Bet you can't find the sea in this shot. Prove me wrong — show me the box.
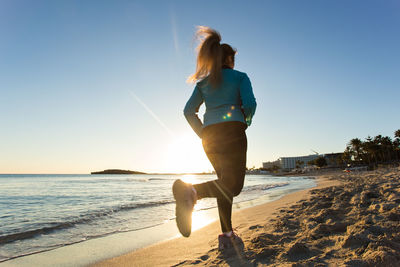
[0,173,315,262]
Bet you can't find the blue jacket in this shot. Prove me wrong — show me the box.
[184,68,257,138]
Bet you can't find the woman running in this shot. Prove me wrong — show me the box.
[172,26,256,251]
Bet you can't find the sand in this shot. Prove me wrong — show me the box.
[93,167,400,267]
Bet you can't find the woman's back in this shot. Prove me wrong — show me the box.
[184,68,256,137]
[199,68,243,109]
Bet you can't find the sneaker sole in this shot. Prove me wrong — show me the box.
[172,179,193,237]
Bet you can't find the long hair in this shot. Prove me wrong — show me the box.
[188,26,236,88]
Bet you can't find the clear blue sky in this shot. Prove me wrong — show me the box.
[1,0,399,173]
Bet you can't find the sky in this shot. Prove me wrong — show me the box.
[1,0,399,174]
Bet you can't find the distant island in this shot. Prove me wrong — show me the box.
[91,169,147,175]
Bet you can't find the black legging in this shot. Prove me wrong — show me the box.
[193,121,247,233]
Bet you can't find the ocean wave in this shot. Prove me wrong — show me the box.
[121,177,167,182]
[0,223,76,244]
[0,199,176,245]
[241,182,289,193]
[118,200,175,211]
[124,177,149,182]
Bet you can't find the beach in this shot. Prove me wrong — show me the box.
[93,167,400,267]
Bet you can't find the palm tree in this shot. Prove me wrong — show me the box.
[295,160,304,169]
[362,136,376,167]
[381,136,393,162]
[394,129,400,161]
[348,138,363,162]
[395,129,400,139]
[342,147,352,166]
[373,135,385,162]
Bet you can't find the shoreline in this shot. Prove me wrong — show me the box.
[92,176,339,267]
[0,176,319,267]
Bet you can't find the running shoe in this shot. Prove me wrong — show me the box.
[218,231,243,251]
[172,179,196,237]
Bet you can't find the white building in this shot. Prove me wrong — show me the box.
[278,154,319,170]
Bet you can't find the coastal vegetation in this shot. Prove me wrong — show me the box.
[343,129,400,168]
[307,156,327,168]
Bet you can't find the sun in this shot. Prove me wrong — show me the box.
[165,132,212,173]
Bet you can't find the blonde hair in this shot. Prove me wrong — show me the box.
[188,26,236,88]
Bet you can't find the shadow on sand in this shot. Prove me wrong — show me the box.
[172,242,254,266]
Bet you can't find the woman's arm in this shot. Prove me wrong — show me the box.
[184,86,204,138]
[239,73,257,126]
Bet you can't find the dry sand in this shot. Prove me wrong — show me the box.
[94,167,400,267]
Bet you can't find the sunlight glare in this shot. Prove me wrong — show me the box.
[165,132,211,173]
[191,210,216,231]
[181,174,201,184]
